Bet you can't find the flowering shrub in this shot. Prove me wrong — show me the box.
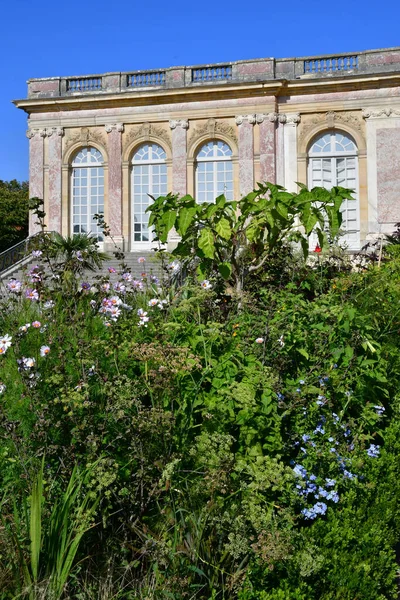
[1,198,400,598]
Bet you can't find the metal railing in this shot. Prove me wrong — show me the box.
[0,233,44,275]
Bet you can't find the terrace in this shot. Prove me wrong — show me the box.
[26,47,400,99]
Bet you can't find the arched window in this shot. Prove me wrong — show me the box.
[131,143,167,245]
[308,131,359,248]
[71,147,104,240]
[195,140,233,203]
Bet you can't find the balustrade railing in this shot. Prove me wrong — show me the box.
[66,77,102,92]
[127,71,166,87]
[191,65,232,82]
[304,55,358,74]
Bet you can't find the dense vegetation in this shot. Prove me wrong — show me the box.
[1,188,400,599]
[0,180,29,253]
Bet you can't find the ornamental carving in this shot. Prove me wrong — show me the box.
[123,123,172,152]
[298,111,363,146]
[256,113,278,123]
[188,118,237,150]
[235,114,256,125]
[63,127,107,161]
[105,123,124,133]
[362,107,400,119]
[169,119,189,130]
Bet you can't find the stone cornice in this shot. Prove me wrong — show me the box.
[15,73,400,116]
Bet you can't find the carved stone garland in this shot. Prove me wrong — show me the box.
[63,127,107,159]
[188,118,237,152]
[298,111,364,146]
[123,122,172,152]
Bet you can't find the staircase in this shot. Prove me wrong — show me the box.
[0,238,165,285]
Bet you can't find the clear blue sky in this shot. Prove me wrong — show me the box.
[1,0,400,182]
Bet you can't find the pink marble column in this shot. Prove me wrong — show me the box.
[47,127,64,233]
[169,119,188,196]
[105,123,124,245]
[257,113,277,184]
[27,128,46,235]
[235,115,256,196]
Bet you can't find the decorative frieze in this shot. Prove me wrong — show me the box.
[298,111,363,148]
[362,107,400,119]
[283,113,301,125]
[63,127,107,160]
[26,128,47,139]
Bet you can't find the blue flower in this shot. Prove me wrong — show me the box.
[367,444,380,458]
[374,405,385,416]
[314,425,325,434]
[293,464,307,478]
[325,478,336,487]
[302,434,310,442]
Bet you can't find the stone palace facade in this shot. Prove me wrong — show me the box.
[14,47,400,251]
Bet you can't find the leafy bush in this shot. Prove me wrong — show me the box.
[0,191,400,598]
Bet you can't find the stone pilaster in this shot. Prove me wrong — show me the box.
[282,113,301,192]
[27,128,46,235]
[235,115,256,196]
[47,127,64,233]
[105,123,124,245]
[256,113,277,184]
[169,119,188,196]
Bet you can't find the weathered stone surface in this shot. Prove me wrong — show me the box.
[376,127,400,223]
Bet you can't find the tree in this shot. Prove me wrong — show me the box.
[0,179,29,253]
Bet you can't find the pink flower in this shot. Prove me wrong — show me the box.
[25,289,39,301]
[255,337,264,344]
[138,257,146,264]
[32,321,41,329]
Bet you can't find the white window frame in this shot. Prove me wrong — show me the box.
[195,140,233,203]
[131,143,167,250]
[308,131,360,250]
[70,147,104,246]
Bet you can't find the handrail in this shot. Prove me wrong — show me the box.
[0,232,46,274]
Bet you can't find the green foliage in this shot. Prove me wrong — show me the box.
[0,192,400,598]
[0,180,29,252]
[147,183,353,291]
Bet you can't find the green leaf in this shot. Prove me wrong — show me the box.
[215,217,232,240]
[178,207,197,236]
[161,210,177,233]
[198,228,215,259]
[298,348,309,360]
[218,262,232,280]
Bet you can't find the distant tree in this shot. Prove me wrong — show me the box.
[0,180,29,253]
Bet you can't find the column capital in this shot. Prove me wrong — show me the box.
[282,113,301,125]
[256,113,278,123]
[26,128,48,139]
[46,127,64,137]
[105,123,124,133]
[362,107,398,119]
[235,114,256,126]
[169,119,189,130]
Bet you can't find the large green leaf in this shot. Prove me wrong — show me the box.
[215,217,232,240]
[198,228,215,259]
[161,210,177,233]
[218,262,232,280]
[178,207,197,236]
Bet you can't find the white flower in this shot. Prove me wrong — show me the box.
[122,272,133,282]
[168,260,181,274]
[0,383,6,394]
[43,300,55,310]
[31,250,43,258]
[0,334,12,349]
[23,357,36,369]
[255,337,264,344]
[278,335,285,347]
[40,345,50,357]
[7,279,22,293]
[19,323,31,333]
[148,298,158,307]
[200,280,212,290]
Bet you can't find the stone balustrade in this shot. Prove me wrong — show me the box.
[25,47,400,99]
